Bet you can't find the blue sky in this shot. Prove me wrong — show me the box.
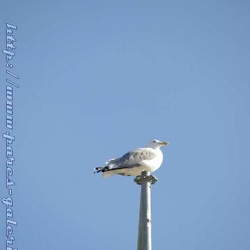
[0,1,250,250]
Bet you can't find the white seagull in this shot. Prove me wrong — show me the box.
[94,139,169,178]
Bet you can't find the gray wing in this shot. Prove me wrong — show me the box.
[106,148,157,170]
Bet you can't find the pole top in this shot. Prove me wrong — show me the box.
[134,171,158,185]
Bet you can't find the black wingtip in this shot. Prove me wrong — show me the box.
[93,166,111,174]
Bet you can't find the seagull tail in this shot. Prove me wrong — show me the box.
[102,171,117,179]
[94,166,117,178]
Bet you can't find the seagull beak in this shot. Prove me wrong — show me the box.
[160,141,169,146]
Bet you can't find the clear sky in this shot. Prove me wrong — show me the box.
[0,1,249,250]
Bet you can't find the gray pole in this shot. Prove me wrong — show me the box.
[134,171,158,250]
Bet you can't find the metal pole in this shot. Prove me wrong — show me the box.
[134,171,158,250]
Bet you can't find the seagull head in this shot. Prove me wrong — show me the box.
[147,139,169,149]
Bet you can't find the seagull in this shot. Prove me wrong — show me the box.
[94,139,169,178]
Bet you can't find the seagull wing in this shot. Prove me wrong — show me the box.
[106,148,157,170]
